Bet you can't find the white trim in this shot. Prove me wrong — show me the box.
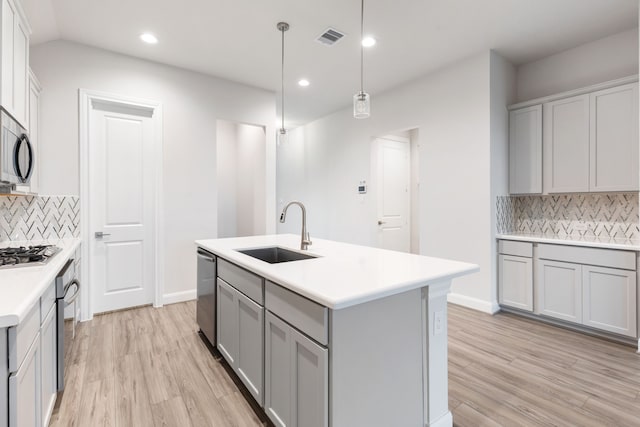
[447,293,500,314]
[79,89,164,321]
[428,411,452,427]
[163,290,197,305]
[508,74,638,110]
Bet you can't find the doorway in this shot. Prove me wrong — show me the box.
[374,129,420,254]
[216,120,267,237]
[80,90,163,319]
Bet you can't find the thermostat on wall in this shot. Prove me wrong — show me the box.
[358,181,367,194]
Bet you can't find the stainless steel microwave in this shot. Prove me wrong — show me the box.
[0,108,33,185]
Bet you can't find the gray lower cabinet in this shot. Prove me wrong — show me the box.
[40,304,57,427]
[498,254,533,311]
[582,265,637,337]
[1,328,7,427]
[265,311,328,427]
[536,259,582,323]
[9,333,41,427]
[216,278,264,405]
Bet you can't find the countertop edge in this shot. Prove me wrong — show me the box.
[496,234,640,251]
[0,239,81,328]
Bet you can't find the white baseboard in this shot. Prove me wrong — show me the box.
[447,293,500,314]
[163,290,196,305]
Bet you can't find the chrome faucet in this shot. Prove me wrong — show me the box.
[280,201,312,250]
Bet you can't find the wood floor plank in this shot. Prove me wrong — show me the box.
[452,403,503,427]
[137,350,181,405]
[76,378,116,427]
[219,392,264,427]
[115,353,155,427]
[151,396,194,427]
[84,322,114,383]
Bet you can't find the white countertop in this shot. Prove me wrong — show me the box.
[497,233,640,251]
[0,239,81,328]
[196,234,479,310]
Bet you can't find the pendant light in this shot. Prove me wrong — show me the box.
[353,0,370,119]
[277,22,290,144]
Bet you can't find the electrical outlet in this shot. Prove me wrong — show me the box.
[434,310,444,335]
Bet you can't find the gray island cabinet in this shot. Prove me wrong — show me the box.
[196,234,478,427]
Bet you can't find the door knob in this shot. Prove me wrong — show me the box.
[378,220,386,225]
[94,231,112,238]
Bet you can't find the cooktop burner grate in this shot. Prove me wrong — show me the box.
[0,245,62,269]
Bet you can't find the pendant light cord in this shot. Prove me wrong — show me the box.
[281,26,285,131]
[360,0,364,94]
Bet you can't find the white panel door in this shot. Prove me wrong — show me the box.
[90,102,155,313]
[376,137,410,252]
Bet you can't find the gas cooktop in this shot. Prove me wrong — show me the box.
[0,245,62,269]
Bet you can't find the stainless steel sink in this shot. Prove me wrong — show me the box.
[236,246,318,264]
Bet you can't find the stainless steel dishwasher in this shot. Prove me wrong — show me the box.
[196,248,216,346]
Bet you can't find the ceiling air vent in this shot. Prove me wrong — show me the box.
[316,28,345,46]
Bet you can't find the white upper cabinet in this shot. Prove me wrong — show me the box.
[589,83,639,192]
[509,105,542,194]
[0,0,30,128]
[510,77,639,195]
[543,94,590,193]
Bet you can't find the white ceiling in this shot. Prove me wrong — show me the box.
[22,0,639,127]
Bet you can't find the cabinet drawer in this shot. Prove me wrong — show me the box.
[498,240,533,258]
[40,281,56,325]
[266,281,328,346]
[218,258,264,304]
[8,302,40,373]
[538,244,635,270]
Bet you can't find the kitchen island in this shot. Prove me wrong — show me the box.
[196,234,478,427]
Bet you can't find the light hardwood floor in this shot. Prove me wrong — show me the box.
[50,301,640,427]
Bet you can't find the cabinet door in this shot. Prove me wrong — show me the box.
[1,0,15,112]
[543,95,590,193]
[537,260,582,323]
[236,291,264,406]
[265,312,291,427]
[216,279,238,366]
[509,105,542,194]
[12,15,28,127]
[40,306,56,427]
[26,72,40,194]
[290,328,328,427]
[498,254,533,312]
[583,266,637,337]
[9,333,41,427]
[589,83,639,192]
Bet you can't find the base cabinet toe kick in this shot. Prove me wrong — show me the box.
[197,247,465,427]
[498,239,640,351]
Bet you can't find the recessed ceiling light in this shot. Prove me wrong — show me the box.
[362,36,376,47]
[298,79,310,87]
[140,33,158,44]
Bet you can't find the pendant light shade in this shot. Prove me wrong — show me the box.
[353,0,370,119]
[277,22,289,144]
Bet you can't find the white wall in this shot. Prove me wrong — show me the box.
[237,123,267,236]
[217,120,238,238]
[277,52,501,312]
[30,40,276,307]
[517,28,639,102]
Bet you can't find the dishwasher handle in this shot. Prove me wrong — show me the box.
[64,279,81,306]
[197,249,215,263]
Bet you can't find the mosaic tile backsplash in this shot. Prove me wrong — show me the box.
[497,193,639,240]
[0,195,80,242]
